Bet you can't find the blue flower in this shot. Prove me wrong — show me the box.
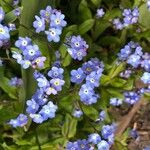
[45,28,62,42]
[76,139,90,149]
[17,114,28,127]
[124,91,140,104]
[13,7,21,16]
[32,89,48,106]
[88,133,101,144]
[20,60,31,69]
[15,37,31,50]
[40,6,52,22]
[26,99,39,114]
[141,59,150,72]
[9,114,28,128]
[9,77,23,87]
[113,18,124,30]
[23,45,41,61]
[50,78,65,91]
[81,61,96,75]
[66,35,88,61]
[30,114,44,124]
[72,109,83,118]
[36,76,48,88]
[79,84,99,105]
[79,84,94,100]
[96,8,105,18]
[99,110,106,121]
[127,54,141,68]
[9,119,20,128]
[66,141,79,150]
[13,0,20,6]
[0,7,5,23]
[123,7,139,26]
[45,86,57,95]
[8,23,16,31]
[0,24,10,40]
[120,69,132,78]
[32,56,46,69]
[110,98,123,106]
[70,35,88,50]
[118,45,132,60]
[39,101,58,120]
[71,68,86,84]
[101,124,116,140]
[48,66,64,79]
[33,16,45,33]
[97,140,110,150]
[86,71,102,88]
[50,11,67,29]
[67,48,87,61]
[141,72,150,84]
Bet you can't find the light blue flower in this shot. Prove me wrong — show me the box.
[45,28,62,42]
[0,24,10,40]
[33,15,45,33]
[50,11,67,29]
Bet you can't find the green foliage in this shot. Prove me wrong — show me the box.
[0,0,150,149]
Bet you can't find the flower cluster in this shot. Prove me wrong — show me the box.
[70,58,104,105]
[120,69,132,78]
[9,114,28,128]
[65,35,89,61]
[9,77,23,87]
[113,7,139,30]
[124,91,141,105]
[12,37,46,69]
[25,65,65,124]
[118,41,143,68]
[66,123,116,150]
[110,98,123,106]
[96,8,105,18]
[33,6,67,42]
[0,7,10,47]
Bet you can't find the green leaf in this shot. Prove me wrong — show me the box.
[62,54,72,67]
[78,19,94,35]
[90,0,101,6]
[4,9,17,23]
[0,67,17,99]
[123,79,134,90]
[139,3,150,29]
[78,0,92,21]
[100,75,111,86]
[107,88,124,99]
[62,114,77,139]
[121,0,132,8]
[59,95,74,113]
[0,105,17,124]
[104,8,121,20]
[98,36,120,46]
[109,62,126,79]
[59,44,68,59]
[110,78,127,88]
[81,104,99,120]
[93,20,111,40]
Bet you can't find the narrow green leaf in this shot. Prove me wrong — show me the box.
[78,0,92,21]
[81,104,99,120]
[62,54,72,67]
[4,10,17,23]
[62,114,77,139]
[78,19,94,35]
